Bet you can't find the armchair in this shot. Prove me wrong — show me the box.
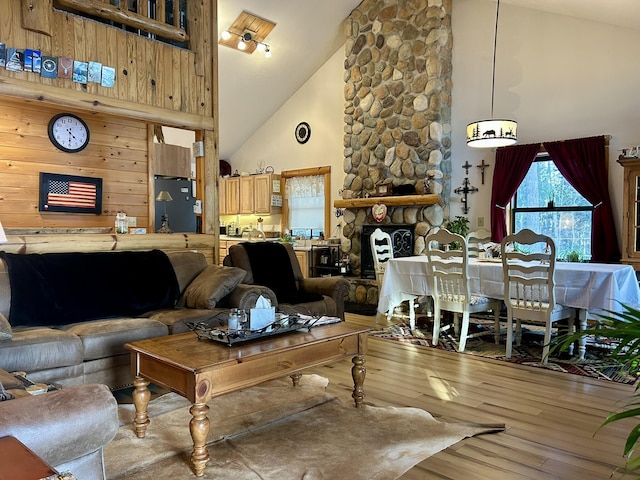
[224,242,350,320]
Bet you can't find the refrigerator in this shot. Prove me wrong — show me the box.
[154,176,198,233]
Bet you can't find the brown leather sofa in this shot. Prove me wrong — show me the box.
[0,250,269,390]
[0,383,119,479]
[224,242,350,320]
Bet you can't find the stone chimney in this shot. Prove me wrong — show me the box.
[340,0,453,292]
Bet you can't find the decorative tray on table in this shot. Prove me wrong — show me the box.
[184,312,342,346]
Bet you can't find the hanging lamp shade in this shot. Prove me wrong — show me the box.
[466,119,517,148]
[466,0,518,149]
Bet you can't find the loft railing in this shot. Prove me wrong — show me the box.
[53,0,188,44]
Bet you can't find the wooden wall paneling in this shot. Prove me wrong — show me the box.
[136,37,148,105]
[163,45,174,110]
[21,0,52,36]
[153,43,165,109]
[180,49,195,112]
[116,32,128,100]
[71,15,86,92]
[144,39,154,106]
[105,25,118,99]
[126,33,138,103]
[171,47,181,111]
[188,0,205,77]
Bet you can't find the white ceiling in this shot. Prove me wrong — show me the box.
[216,0,640,160]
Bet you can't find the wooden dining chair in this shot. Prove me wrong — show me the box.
[426,228,502,352]
[370,228,416,327]
[466,228,492,258]
[500,229,577,364]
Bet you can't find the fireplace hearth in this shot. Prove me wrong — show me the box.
[360,224,415,279]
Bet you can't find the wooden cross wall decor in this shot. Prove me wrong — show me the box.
[462,161,473,175]
[477,159,491,185]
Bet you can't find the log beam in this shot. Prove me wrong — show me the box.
[53,0,189,42]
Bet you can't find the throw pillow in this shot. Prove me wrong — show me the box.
[180,265,246,309]
[0,313,11,341]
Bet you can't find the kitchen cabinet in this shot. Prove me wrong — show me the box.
[295,249,309,279]
[239,176,255,214]
[218,238,244,264]
[618,156,640,270]
[220,174,282,215]
[220,177,240,215]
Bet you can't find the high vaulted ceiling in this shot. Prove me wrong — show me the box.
[216,0,640,160]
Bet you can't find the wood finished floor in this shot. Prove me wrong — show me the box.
[307,313,637,479]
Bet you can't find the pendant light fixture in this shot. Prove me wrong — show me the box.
[466,0,517,148]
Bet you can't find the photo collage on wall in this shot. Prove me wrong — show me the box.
[0,42,115,88]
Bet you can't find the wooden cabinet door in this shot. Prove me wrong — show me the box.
[219,177,227,214]
[618,157,640,270]
[254,174,271,213]
[239,176,255,214]
[295,249,309,279]
[226,177,240,214]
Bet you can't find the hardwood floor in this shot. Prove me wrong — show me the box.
[308,313,637,479]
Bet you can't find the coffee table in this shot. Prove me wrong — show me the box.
[124,322,371,477]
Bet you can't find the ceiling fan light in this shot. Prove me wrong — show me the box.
[238,39,247,50]
[221,30,231,41]
[264,46,272,58]
[256,42,266,52]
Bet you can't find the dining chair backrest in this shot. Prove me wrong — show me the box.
[500,228,557,319]
[425,228,471,304]
[466,228,491,258]
[370,228,393,287]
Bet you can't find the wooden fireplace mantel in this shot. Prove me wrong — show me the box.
[333,194,442,209]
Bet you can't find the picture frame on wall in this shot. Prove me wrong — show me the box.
[39,172,102,214]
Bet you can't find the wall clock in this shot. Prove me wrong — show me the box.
[295,122,311,144]
[48,113,90,153]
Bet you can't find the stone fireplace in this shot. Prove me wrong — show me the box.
[338,0,452,306]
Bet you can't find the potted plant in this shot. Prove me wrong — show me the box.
[552,303,640,474]
[444,216,470,250]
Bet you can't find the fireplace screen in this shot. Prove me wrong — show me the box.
[361,224,414,279]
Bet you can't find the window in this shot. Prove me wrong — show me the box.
[511,155,593,260]
[281,167,331,240]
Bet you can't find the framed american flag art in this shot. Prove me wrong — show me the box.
[39,172,102,214]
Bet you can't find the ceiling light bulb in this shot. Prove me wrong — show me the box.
[264,47,272,58]
[238,39,247,50]
[256,42,266,52]
[221,30,231,41]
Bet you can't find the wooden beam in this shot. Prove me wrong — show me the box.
[22,0,52,35]
[334,194,443,208]
[0,78,214,131]
[53,0,189,42]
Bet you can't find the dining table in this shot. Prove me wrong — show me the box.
[377,255,640,359]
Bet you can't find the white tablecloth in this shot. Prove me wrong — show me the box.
[377,256,640,315]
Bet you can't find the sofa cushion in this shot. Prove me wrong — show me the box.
[0,327,83,372]
[0,250,179,327]
[179,264,246,309]
[166,251,208,295]
[0,313,11,341]
[63,317,168,360]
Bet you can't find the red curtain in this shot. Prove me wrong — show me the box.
[543,136,620,263]
[490,143,540,242]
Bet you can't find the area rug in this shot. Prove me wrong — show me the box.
[105,374,504,479]
[371,317,639,385]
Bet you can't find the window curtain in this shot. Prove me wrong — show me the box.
[490,143,540,242]
[285,175,324,230]
[543,136,620,263]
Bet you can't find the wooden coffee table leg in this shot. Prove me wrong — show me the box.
[132,375,150,438]
[351,355,366,408]
[290,373,302,386]
[189,403,210,477]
